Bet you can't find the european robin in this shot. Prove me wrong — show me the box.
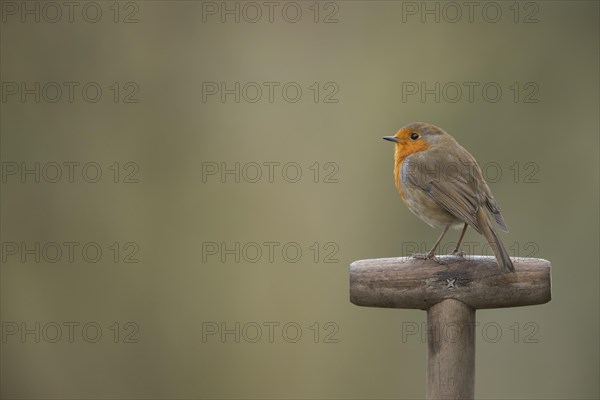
[383,122,515,273]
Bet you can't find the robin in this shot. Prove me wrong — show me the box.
[383,122,514,273]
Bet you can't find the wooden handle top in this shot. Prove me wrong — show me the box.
[350,256,551,310]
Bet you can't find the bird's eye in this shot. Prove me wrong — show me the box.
[410,132,420,140]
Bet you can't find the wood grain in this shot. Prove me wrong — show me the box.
[350,256,551,310]
[427,299,475,400]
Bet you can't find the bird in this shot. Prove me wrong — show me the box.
[383,122,515,273]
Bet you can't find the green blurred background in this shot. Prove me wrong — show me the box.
[1,1,598,399]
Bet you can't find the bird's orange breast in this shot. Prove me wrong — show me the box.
[393,140,430,201]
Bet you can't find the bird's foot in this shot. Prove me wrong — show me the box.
[411,252,441,262]
[451,250,465,257]
[411,252,431,260]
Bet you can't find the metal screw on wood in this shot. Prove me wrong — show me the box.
[349,255,552,399]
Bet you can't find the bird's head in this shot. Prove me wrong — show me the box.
[383,122,451,192]
[383,122,447,160]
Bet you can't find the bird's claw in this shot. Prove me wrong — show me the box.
[411,252,439,262]
[411,252,431,259]
[411,252,452,266]
[451,250,465,257]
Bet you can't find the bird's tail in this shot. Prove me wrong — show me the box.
[477,208,515,273]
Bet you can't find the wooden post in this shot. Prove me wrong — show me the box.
[349,255,551,400]
[427,299,475,399]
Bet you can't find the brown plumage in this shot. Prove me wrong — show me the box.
[383,122,514,273]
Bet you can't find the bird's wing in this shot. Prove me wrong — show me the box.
[404,149,485,234]
[483,185,509,232]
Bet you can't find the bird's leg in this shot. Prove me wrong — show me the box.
[412,223,451,260]
[427,223,451,258]
[451,223,468,257]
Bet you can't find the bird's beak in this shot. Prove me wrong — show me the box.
[383,136,400,143]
